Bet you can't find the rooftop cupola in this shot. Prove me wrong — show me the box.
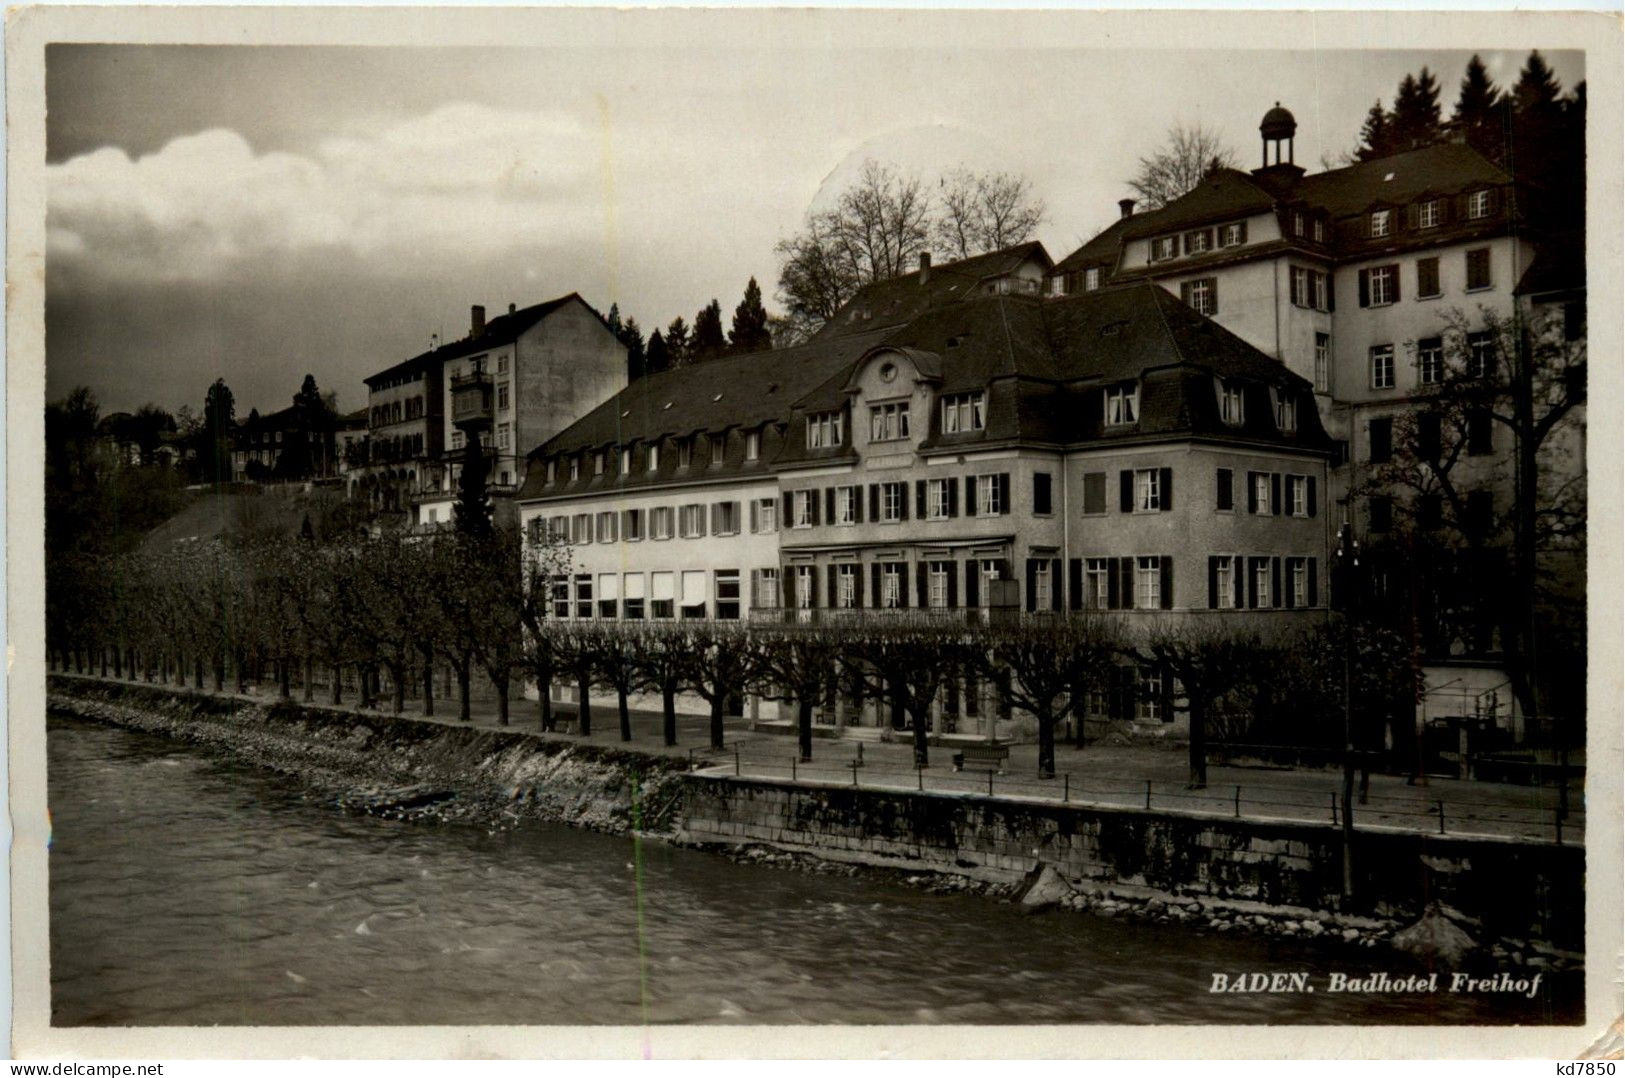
[1253,102,1306,188]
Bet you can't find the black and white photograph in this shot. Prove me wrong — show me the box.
[7,5,1621,1060]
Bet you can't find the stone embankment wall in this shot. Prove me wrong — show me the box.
[48,678,689,833]
[678,776,1584,952]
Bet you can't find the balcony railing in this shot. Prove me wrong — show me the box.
[746,606,1021,627]
[450,371,494,427]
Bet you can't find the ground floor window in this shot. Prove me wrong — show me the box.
[651,571,675,619]
[836,564,858,609]
[755,567,780,609]
[597,573,619,619]
[715,570,741,619]
[795,566,815,609]
[681,570,708,618]
[1138,666,1165,722]
[574,574,593,619]
[623,573,645,620]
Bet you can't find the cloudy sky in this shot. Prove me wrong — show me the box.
[45,40,1583,417]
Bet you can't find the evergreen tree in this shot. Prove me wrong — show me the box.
[202,378,235,484]
[605,302,624,339]
[664,316,692,367]
[692,300,726,360]
[453,437,493,541]
[1391,68,1444,150]
[644,329,670,376]
[619,317,646,381]
[1454,54,1506,161]
[1513,50,1563,114]
[728,277,773,354]
[1355,99,1396,161]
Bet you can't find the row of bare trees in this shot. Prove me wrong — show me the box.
[47,524,1421,786]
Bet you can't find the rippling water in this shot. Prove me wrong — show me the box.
[47,713,1580,1026]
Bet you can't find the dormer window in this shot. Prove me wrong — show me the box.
[1046,275,1066,297]
[941,391,987,434]
[1183,228,1213,255]
[1219,382,1245,426]
[593,451,605,476]
[569,457,581,481]
[744,430,760,461]
[1417,199,1442,229]
[1084,267,1102,291]
[1292,211,1306,237]
[1312,218,1325,243]
[1150,236,1178,262]
[647,442,660,471]
[869,402,911,442]
[710,435,725,466]
[1369,209,1392,238]
[677,438,693,468]
[1466,189,1493,220]
[1219,222,1247,248]
[807,411,844,449]
[1275,392,1298,433]
[546,459,557,483]
[1104,383,1139,426]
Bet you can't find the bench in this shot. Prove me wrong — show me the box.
[953,742,1010,773]
[546,709,579,734]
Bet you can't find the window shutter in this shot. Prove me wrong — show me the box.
[1308,559,1319,607]
[1159,467,1173,512]
[1271,557,1282,607]
[827,567,837,609]
[871,564,882,608]
[869,484,879,521]
[1160,556,1173,610]
[1271,473,1283,516]
[1284,562,1296,609]
[965,561,980,608]
[917,562,929,610]
[808,566,819,608]
[1357,269,1370,308]
[1237,220,1248,244]
[783,491,792,522]
[899,485,910,521]
[1106,557,1120,609]
[964,476,978,517]
[1247,472,1259,514]
[1306,475,1318,517]
[1210,277,1219,314]
[1051,559,1063,611]
[1216,468,1233,511]
[1405,203,1419,230]
[997,474,1011,514]
[1069,559,1083,611]
[1120,470,1134,512]
[853,487,864,524]
[1247,558,1259,609]
[1182,232,1192,255]
[782,570,793,608]
[824,487,835,524]
[947,565,959,609]
[1120,558,1136,610]
[1327,275,1335,312]
[1023,559,1037,612]
[915,480,927,519]
[898,564,910,609]
[749,569,758,609]
[947,479,959,517]
[1208,556,1219,609]
[749,499,759,532]
[711,503,721,534]
[1389,263,1402,302]
[1232,556,1245,610]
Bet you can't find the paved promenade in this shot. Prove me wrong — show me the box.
[53,672,1583,844]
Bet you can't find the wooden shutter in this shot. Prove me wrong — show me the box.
[915,480,927,519]
[1247,558,1260,609]
[808,566,819,608]
[1271,473,1282,516]
[1160,556,1173,610]
[1069,559,1083,612]
[1326,275,1335,311]
[1308,559,1319,607]
[1388,263,1402,302]
[964,476,978,517]
[916,562,928,609]
[997,473,1010,515]
[1405,203,1419,230]
[853,565,863,608]
[897,564,910,609]
[871,564,882,608]
[947,564,959,609]
[1237,220,1248,244]
[1209,277,1219,315]
[1357,268,1370,308]
[1106,557,1121,610]
[710,503,721,535]
[1051,558,1063,611]
[1208,556,1219,609]
[1271,557,1282,607]
[1284,560,1296,609]
[782,491,792,523]
[852,486,864,524]
[868,484,879,521]
[824,487,835,524]
[1216,468,1233,511]
[899,484,910,521]
[1120,470,1134,512]
[1024,559,1038,612]
[1306,476,1318,517]
[947,479,959,517]
[826,567,837,608]
[749,499,758,533]
[1119,558,1136,610]
[1159,467,1173,512]
[782,570,793,608]
[1247,472,1259,514]
[965,561,980,608]
[1232,556,1244,610]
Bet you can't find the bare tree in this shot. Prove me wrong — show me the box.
[976,614,1119,780]
[1126,123,1240,210]
[934,169,1046,261]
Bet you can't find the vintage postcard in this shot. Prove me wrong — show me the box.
[7,4,1621,1061]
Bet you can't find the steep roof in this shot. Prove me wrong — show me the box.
[1295,142,1512,217]
[364,293,602,387]
[816,242,1052,339]
[1119,169,1278,239]
[1052,215,1133,274]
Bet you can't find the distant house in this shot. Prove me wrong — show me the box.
[231,395,340,484]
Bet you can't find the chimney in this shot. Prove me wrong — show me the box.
[918,251,931,285]
[470,305,486,338]
[1118,198,1136,219]
[508,302,517,315]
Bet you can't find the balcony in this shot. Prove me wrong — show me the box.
[450,370,494,430]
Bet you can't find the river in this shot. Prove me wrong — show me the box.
[46,713,1580,1026]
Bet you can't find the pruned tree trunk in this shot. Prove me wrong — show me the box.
[576,673,593,736]
[112,645,123,679]
[797,697,814,762]
[1035,709,1055,780]
[911,704,930,770]
[392,664,406,713]
[539,677,554,732]
[709,680,726,750]
[1188,696,1208,789]
[331,664,343,705]
[194,656,204,690]
[617,686,631,742]
[662,685,678,747]
[496,678,510,726]
[100,647,109,678]
[420,645,435,716]
[457,665,471,722]
[303,655,315,702]
[279,658,292,699]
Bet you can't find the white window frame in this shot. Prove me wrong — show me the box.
[715,501,740,536]
[1418,338,1444,385]
[651,571,675,619]
[1084,267,1102,290]
[940,391,987,434]
[1150,236,1177,262]
[619,447,631,473]
[793,490,815,529]
[1371,345,1396,390]
[651,506,673,541]
[1220,383,1244,426]
[595,511,617,543]
[1033,562,1051,609]
[835,486,856,526]
[711,437,726,466]
[1134,468,1162,512]
[680,503,706,539]
[836,564,858,609]
[881,483,904,523]
[623,508,644,541]
[928,563,949,609]
[1084,558,1109,610]
[794,566,815,610]
[1220,223,1244,248]
[976,474,1002,516]
[1467,190,1492,219]
[756,497,778,534]
[1370,209,1392,238]
[1186,229,1211,254]
[869,401,911,442]
[498,423,511,450]
[573,513,593,545]
[1291,557,1308,607]
[1254,561,1273,610]
[1253,473,1271,514]
[808,412,843,449]
[1288,475,1307,517]
[1215,557,1236,610]
[1369,265,1397,306]
[647,443,660,471]
[594,451,605,476]
[1276,395,1297,433]
[1138,666,1163,722]
[1183,277,1216,316]
[881,565,902,609]
[744,431,760,461]
[926,478,950,520]
[1314,333,1330,393]
[1135,556,1161,609]
[1104,384,1139,426]
[757,568,780,609]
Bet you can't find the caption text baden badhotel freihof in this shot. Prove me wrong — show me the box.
[347,105,1584,728]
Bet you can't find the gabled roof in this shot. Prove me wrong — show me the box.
[1052,215,1132,275]
[816,242,1052,339]
[1119,169,1278,240]
[365,293,604,387]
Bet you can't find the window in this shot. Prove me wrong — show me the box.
[1047,275,1066,297]
[497,384,509,411]
[623,573,645,620]
[1313,218,1326,242]
[1180,277,1217,316]
[1418,337,1444,385]
[714,501,740,535]
[926,478,951,520]
[792,566,815,610]
[1033,472,1053,515]
[680,503,707,538]
[1104,384,1139,426]
[651,506,673,540]
[1414,256,1441,300]
[834,564,858,609]
[793,490,815,529]
[1219,382,1245,425]
[550,575,571,620]
[1150,236,1177,261]
[1419,494,1443,531]
[1252,559,1273,609]
[976,474,1004,515]
[1467,189,1493,219]
[808,411,843,449]
[677,438,693,468]
[1370,209,1392,238]
[1216,468,1234,511]
[546,516,570,544]
[1466,248,1492,291]
[597,573,619,619]
[1368,496,1393,533]
[452,430,466,451]
[1363,264,1398,307]
[651,572,675,619]
[980,560,1002,608]
[745,431,760,461]
[1275,393,1297,433]
[1465,490,1494,534]
[881,482,905,523]
[834,486,856,526]
[647,443,660,471]
[1252,472,1271,514]
[1370,345,1395,389]
[1082,472,1107,515]
[715,571,741,620]
[869,402,911,442]
[1184,228,1212,255]
[711,436,726,466]
[880,564,902,609]
[1314,333,1330,393]
[1417,199,1442,229]
[1287,475,1308,517]
[619,447,631,473]
[1418,413,1442,460]
[1215,557,1236,610]
[1468,409,1493,455]
[566,455,579,481]
[1136,557,1162,609]
[1084,559,1110,610]
[1084,267,1102,291]
[1370,417,1393,463]
[623,508,645,541]
[940,392,987,434]
[1289,266,1327,310]
[1134,468,1162,512]
[680,571,707,619]
[1138,667,1165,722]
[590,451,605,476]
[755,497,778,534]
[1292,211,1305,237]
[572,513,593,544]
[596,511,617,543]
[575,574,594,619]
[1032,563,1052,610]
[1467,331,1496,379]
[1290,558,1308,607]
[496,424,511,451]
[756,568,780,610]
[1220,222,1246,248]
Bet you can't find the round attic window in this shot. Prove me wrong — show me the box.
[878,361,897,384]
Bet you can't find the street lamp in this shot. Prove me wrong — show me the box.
[1333,521,1361,906]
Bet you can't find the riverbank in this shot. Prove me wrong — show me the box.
[47,676,1582,971]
